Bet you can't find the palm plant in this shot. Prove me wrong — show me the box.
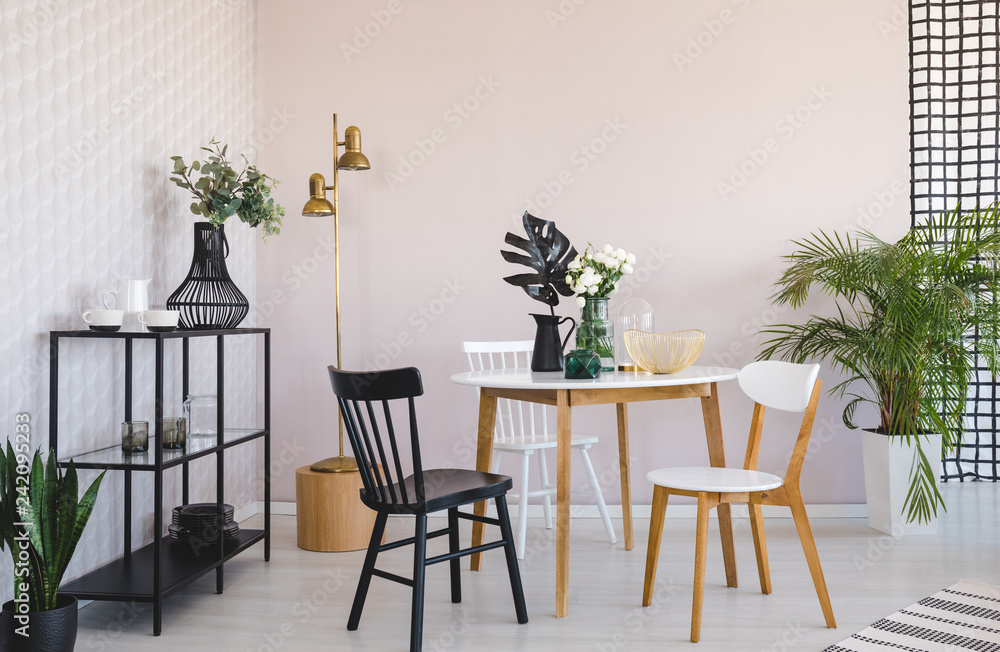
[759,203,1000,523]
[0,442,105,612]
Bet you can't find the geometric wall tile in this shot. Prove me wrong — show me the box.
[0,0,259,599]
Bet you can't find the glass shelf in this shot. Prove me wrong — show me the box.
[59,428,266,470]
[50,327,270,340]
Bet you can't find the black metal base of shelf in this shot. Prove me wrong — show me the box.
[60,529,265,601]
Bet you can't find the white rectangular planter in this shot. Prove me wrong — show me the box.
[861,430,942,536]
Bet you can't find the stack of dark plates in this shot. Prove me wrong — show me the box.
[169,503,239,545]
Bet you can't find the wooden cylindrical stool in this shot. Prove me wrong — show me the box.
[295,466,379,552]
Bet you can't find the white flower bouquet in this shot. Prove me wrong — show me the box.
[565,244,636,307]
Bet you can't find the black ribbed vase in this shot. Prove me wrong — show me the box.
[167,223,248,330]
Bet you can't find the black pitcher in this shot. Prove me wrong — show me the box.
[530,314,576,371]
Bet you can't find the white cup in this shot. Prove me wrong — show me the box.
[82,310,124,331]
[138,310,180,332]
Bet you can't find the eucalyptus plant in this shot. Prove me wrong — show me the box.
[759,203,1000,523]
[169,139,284,241]
[0,442,105,611]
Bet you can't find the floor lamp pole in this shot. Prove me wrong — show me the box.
[309,113,360,474]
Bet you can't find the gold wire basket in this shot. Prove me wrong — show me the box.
[623,329,705,374]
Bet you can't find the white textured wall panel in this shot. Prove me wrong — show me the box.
[0,0,260,600]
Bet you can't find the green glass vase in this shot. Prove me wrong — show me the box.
[565,349,602,379]
[576,297,614,371]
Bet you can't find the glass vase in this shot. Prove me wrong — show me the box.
[565,349,602,379]
[576,297,614,371]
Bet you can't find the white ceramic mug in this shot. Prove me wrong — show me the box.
[82,309,124,331]
[138,310,180,332]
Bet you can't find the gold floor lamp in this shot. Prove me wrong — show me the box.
[302,113,371,474]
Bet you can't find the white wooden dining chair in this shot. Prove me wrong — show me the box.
[642,360,836,642]
[462,340,616,559]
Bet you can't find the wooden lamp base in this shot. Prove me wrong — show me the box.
[295,465,380,552]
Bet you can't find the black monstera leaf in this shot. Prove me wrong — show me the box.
[501,212,578,308]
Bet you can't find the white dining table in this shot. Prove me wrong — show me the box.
[450,365,740,618]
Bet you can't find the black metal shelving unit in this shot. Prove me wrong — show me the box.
[49,327,271,636]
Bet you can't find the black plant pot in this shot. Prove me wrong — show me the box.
[167,222,249,329]
[1,594,77,652]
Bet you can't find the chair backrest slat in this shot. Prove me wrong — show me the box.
[462,340,552,444]
[340,397,384,501]
[329,366,426,508]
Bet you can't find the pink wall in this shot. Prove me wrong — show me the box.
[254,0,909,504]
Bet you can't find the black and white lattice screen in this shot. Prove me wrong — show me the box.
[910,0,1000,480]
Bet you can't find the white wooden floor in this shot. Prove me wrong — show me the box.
[76,481,1000,651]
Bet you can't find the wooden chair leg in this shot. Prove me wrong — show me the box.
[643,485,669,606]
[691,493,711,643]
[496,495,529,624]
[748,503,772,594]
[448,507,462,604]
[579,446,616,545]
[348,510,388,631]
[537,449,553,529]
[410,514,428,652]
[787,491,836,629]
[515,452,531,559]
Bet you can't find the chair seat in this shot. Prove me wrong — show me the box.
[361,468,514,514]
[493,433,599,451]
[646,467,783,493]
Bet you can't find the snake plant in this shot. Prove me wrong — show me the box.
[0,442,105,612]
[760,203,1000,524]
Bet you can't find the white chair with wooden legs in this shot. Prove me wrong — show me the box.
[642,360,836,642]
[462,340,616,559]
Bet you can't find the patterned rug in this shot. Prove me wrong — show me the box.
[824,580,1000,651]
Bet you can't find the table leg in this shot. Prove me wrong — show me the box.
[701,382,737,588]
[556,389,571,618]
[471,389,497,572]
[616,402,633,551]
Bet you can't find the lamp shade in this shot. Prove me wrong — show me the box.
[338,126,371,171]
[303,173,334,216]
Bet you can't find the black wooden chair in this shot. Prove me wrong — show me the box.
[328,366,529,652]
